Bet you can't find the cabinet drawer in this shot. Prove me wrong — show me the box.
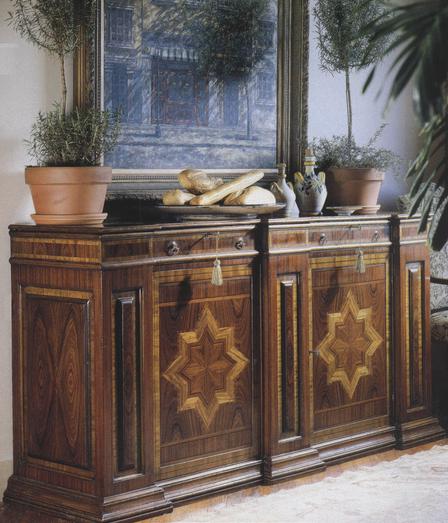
[400,221,428,242]
[308,223,390,247]
[152,229,256,259]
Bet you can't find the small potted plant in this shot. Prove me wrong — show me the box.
[312,132,400,214]
[313,0,397,212]
[8,0,120,225]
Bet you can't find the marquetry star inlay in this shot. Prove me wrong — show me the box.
[163,306,248,428]
[316,290,383,399]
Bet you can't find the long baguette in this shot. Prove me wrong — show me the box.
[189,170,264,206]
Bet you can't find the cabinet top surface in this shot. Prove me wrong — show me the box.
[9,213,414,237]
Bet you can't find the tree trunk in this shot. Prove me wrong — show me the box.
[59,53,67,116]
[345,67,353,159]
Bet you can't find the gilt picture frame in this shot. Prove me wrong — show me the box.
[74,0,309,199]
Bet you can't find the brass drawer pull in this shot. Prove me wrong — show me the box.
[372,230,380,242]
[319,233,327,245]
[309,349,320,357]
[235,237,246,250]
[166,241,180,256]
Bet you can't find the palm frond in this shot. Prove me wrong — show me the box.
[362,0,448,250]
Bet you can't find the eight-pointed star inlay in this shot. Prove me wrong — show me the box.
[316,290,383,398]
[163,306,249,427]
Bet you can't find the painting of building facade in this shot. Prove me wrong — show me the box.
[104,0,278,170]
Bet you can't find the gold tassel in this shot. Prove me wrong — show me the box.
[212,258,223,286]
[211,233,223,286]
[356,249,366,274]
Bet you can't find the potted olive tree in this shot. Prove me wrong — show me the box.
[312,131,399,213]
[8,0,120,225]
[313,0,396,213]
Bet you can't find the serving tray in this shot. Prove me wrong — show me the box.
[155,204,285,220]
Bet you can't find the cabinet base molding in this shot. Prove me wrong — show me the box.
[314,426,396,464]
[396,417,446,450]
[263,448,325,483]
[158,460,262,504]
[4,476,173,523]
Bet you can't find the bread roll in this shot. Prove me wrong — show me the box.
[178,169,223,195]
[189,170,264,206]
[163,189,195,206]
[224,186,276,206]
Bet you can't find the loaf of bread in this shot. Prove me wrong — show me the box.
[189,170,264,206]
[224,186,276,206]
[178,169,223,195]
[162,189,195,206]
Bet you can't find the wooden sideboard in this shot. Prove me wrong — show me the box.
[4,215,444,522]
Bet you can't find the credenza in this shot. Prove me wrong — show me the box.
[4,215,444,522]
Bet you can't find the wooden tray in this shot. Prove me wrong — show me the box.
[155,204,285,220]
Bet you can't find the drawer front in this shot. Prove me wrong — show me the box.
[400,221,428,242]
[308,223,390,247]
[270,223,390,251]
[152,229,256,259]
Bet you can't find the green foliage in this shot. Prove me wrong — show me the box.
[189,0,269,80]
[363,0,448,250]
[28,106,121,167]
[314,0,388,75]
[7,0,94,56]
[8,0,121,168]
[312,129,401,173]
[7,0,95,114]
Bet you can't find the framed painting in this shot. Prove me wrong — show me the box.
[74,0,309,199]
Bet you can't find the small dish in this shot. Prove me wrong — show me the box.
[326,206,364,216]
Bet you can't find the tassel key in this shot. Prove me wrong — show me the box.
[212,258,223,286]
[356,249,366,274]
[211,233,223,286]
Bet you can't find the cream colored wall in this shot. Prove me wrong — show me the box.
[0,1,68,495]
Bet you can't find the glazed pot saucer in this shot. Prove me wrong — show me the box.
[31,213,108,225]
[326,206,363,216]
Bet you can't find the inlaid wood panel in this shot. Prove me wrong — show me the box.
[277,276,300,438]
[405,263,425,411]
[310,255,390,435]
[112,290,142,478]
[22,287,93,474]
[104,239,151,261]
[156,267,256,474]
[12,237,101,264]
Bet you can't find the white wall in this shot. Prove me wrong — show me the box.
[0,1,65,495]
[308,0,420,210]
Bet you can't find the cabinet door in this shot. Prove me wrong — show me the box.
[154,263,259,479]
[310,252,391,440]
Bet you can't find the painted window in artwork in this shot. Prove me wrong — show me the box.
[107,7,133,45]
[257,72,275,104]
[152,62,208,126]
[223,79,240,127]
[260,21,275,49]
[111,64,128,118]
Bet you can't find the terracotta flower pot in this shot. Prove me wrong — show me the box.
[325,168,385,213]
[25,166,112,225]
